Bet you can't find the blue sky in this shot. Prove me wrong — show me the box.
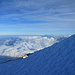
[0,0,75,35]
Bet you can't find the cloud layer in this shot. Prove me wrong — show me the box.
[0,0,75,35]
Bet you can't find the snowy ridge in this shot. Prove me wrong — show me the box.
[0,34,75,75]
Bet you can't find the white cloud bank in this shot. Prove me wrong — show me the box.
[0,36,57,57]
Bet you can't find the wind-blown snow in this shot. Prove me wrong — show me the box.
[0,34,75,75]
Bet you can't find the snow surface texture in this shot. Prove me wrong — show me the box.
[0,34,75,75]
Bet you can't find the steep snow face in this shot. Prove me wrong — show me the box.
[0,36,57,57]
[0,34,75,75]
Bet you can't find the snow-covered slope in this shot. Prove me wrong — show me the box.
[0,34,75,75]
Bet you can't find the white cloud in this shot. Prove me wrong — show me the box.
[0,0,75,22]
[0,36,57,57]
[0,0,75,35]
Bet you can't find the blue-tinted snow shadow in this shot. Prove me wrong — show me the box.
[0,55,20,64]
